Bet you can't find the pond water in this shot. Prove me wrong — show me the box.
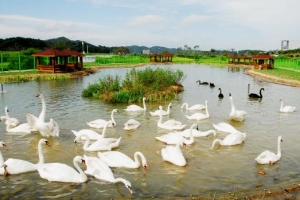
[0,64,300,199]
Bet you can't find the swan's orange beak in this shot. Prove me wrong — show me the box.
[45,141,51,147]
[143,165,147,173]
[2,144,8,150]
[81,159,87,167]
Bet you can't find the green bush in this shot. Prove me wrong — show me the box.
[82,66,185,103]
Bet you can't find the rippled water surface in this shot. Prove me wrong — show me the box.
[0,64,300,199]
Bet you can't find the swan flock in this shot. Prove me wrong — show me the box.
[0,74,296,198]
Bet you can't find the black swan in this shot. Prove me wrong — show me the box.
[210,82,215,87]
[196,80,209,85]
[218,88,224,98]
[249,88,264,98]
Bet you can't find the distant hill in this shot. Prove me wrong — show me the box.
[126,45,177,54]
[0,36,178,54]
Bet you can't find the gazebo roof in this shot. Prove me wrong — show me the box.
[252,54,273,59]
[32,48,83,57]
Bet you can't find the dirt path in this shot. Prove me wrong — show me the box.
[247,69,300,87]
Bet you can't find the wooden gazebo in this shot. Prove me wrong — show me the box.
[149,53,174,63]
[32,48,84,73]
[227,54,274,70]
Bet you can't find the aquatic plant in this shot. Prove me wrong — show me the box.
[82,66,185,103]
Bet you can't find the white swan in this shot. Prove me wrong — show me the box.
[156,123,197,145]
[71,129,103,141]
[229,93,247,122]
[210,131,246,149]
[124,119,141,130]
[98,151,147,171]
[124,97,147,112]
[181,102,206,110]
[185,100,209,120]
[150,103,172,116]
[161,142,186,167]
[1,106,20,127]
[3,118,32,135]
[74,134,121,151]
[212,122,239,134]
[84,155,134,194]
[279,99,296,113]
[255,136,282,165]
[37,156,87,183]
[86,109,118,129]
[27,94,60,137]
[176,126,216,138]
[3,139,51,174]
[0,141,9,175]
[157,106,186,131]
[72,120,114,140]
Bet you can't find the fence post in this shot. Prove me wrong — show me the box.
[19,54,21,71]
[1,54,2,72]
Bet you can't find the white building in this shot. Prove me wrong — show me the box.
[281,40,300,50]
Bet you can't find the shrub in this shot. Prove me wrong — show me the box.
[82,66,185,103]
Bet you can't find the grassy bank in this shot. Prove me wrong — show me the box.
[254,68,300,82]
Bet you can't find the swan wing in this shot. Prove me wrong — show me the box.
[26,113,38,131]
[161,145,186,166]
[38,163,83,182]
[84,155,114,180]
[98,151,137,168]
[124,119,141,130]
[156,132,183,144]
[185,113,208,120]
[125,105,143,111]
[213,122,238,134]
[6,123,32,134]
[222,132,246,145]
[5,158,37,174]
[49,118,60,137]
[189,104,206,110]
[71,129,102,140]
[281,106,296,113]
[255,150,279,164]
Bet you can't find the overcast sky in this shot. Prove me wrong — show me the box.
[1,0,299,51]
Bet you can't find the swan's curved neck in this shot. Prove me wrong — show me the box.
[81,135,90,150]
[205,102,209,116]
[133,152,144,167]
[101,123,110,137]
[5,107,9,118]
[277,138,282,157]
[280,101,283,110]
[38,96,46,120]
[259,89,263,97]
[211,139,222,149]
[142,99,146,110]
[0,149,4,167]
[73,157,87,181]
[230,97,235,111]
[110,111,116,124]
[167,104,171,114]
[37,141,45,164]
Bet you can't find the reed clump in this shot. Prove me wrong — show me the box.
[82,66,186,103]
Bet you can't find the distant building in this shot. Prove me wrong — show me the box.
[142,50,150,55]
[281,40,300,50]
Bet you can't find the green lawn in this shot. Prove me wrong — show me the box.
[256,68,300,82]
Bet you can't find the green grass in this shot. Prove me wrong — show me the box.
[255,68,300,81]
[82,67,185,103]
